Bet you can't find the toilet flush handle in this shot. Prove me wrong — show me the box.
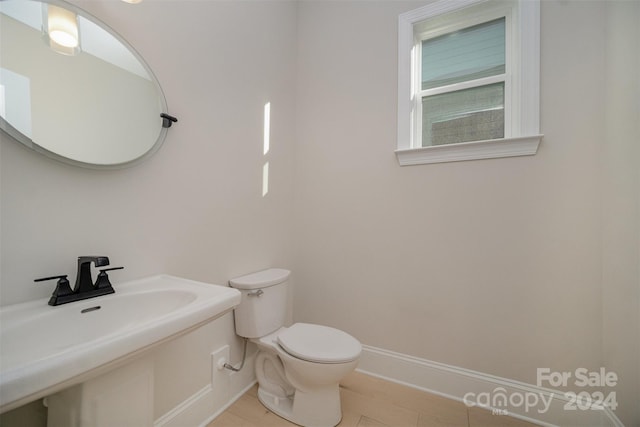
[247,289,264,297]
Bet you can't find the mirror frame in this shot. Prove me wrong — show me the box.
[0,0,171,169]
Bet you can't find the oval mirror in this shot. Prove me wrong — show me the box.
[0,0,175,169]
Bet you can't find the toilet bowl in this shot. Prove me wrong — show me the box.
[229,269,361,427]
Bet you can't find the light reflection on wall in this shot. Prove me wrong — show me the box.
[262,102,271,197]
[262,162,269,197]
[0,68,32,138]
[264,102,270,155]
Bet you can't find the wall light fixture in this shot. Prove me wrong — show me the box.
[42,4,80,56]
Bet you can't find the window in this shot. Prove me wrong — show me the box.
[397,0,542,165]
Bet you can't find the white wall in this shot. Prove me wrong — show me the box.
[602,1,640,425]
[1,0,638,426]
[0,0,297,423]
[293,1,637,425]
[1,0,297,305]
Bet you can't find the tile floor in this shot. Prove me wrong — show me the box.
[208,371,540,427]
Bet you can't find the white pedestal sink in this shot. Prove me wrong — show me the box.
[0,275,241,416]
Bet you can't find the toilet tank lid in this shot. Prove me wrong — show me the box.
[229,268,291,290]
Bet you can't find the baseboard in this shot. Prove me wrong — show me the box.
[153,344,625,427]
[357,345,623,427]
[154,351,257,427]
[199,380,257,427]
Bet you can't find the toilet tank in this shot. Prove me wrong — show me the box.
[228,268,291,338]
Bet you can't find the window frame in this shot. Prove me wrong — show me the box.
[396,0,542,166]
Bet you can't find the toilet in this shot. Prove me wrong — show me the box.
[229,268,361,427]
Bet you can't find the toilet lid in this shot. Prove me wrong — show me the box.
[277,323,361,364]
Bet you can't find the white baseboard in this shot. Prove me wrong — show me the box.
[199,380,257,427]
[154,351,257,427]
[357,345,623,427]
[154,345,625,427]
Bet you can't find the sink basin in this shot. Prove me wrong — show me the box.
[0,275,240,413]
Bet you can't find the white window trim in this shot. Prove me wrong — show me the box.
[396,0,542,166]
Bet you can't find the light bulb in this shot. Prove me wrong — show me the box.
[47,6,79,48]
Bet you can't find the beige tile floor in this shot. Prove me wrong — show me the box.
[208,371,539,427]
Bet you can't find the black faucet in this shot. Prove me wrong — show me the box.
[35,256,123,306]
[75,256,109,293]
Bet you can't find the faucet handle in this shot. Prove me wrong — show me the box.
[100,267,124,273]
[35,274,72,292]
[95,266,123,290]
[35,275,74,305]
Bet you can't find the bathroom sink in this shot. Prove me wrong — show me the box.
[0,275,240,413]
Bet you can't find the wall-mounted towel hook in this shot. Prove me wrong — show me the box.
[161,113,178,128]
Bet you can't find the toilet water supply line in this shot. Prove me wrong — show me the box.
[223,337,249,372]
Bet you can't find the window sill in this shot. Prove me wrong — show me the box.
[395,134,543,166]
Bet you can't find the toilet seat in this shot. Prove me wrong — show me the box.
[277,323,361,364]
